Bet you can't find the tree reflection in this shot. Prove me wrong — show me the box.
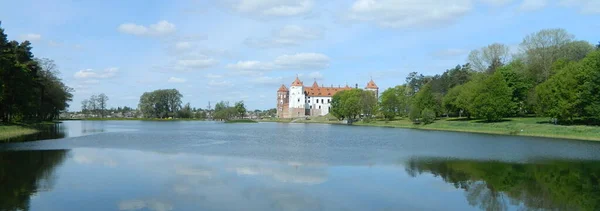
[405,158,600,211]
[0,150,68,211]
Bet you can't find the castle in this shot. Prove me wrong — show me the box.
[277,76,379,118]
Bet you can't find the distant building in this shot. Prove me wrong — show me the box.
[277,76,378,118]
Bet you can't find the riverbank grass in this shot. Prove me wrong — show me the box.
[354,117,600,141]
[0,125,39,140]
[224,119,258,123]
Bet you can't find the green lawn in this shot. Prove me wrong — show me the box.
[0,125,39,140]
[354,117,600,141]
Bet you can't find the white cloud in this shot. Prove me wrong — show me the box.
[167,77,187,83]
[245,25,323,48]
[118,20,176,36]
[345,0,472,28]
[226,61,275,70]
[274,53,330,70]
[251,76,284,85]
[150,20,176,34]
[480,0,514,6]
[560,0,600,14]
[519,0,547,11]
[82,79,100,84]
[229,0,314,17]
[19,33,42,41]
[176,58,218,69]
[205,73,223,79]
[226,53,330,71]
[74,67,118,79]
[174,41,193,50]
[118,199,173,211]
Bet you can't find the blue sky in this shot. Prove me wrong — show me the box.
[1,0,598,111]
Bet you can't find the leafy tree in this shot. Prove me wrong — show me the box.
[234,101,246,118]
[97,93,109,118]
[471,72,513,122]
[405,72,430,96]
[138,89,182,118]
[380,85,408,120]
[360,90,378,120]
[520,28,574,83]
[496,61,532,116]
[177,103,193,118]
[330,89,363,122]
[0,23,72,122]
[468,43,511,73]
[420,108,436,124]
[409,83,438,122]
[578,50,600,120]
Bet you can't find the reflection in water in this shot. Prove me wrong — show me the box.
[405,158,600,211]
[0,150,68,211]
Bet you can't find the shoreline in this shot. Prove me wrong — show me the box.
[0,125,39,141]
[261,117,600,142]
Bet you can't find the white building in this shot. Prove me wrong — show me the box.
[277,76,379,118]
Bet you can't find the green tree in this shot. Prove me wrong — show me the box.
[330,89,362,122]
[234,101,246,118]
[360,90,378,120]
[380,85,408,120]
[468,43,510,73]
[577,50,600,120]
[410,83,438,123]
[420,108,436,124]
[138,89,182,118]
[520,28,574,83]
[496,61,532,116]
[177,103,193,118]
[97,93,109,118]
[471,72,513,122]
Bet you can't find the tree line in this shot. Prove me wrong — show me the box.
[135,88,249,120]
[0,22,73,123]
[332,28,600,125]
[81,94,109,118]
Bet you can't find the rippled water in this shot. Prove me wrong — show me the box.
[1,121,599,211]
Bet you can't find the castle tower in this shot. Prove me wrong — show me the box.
[289,76,305,117]
[366,78,379,97]
[277,84,289,118]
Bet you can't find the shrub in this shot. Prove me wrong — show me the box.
[421,108,436,124]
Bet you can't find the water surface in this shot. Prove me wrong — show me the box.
[1,121,599,211]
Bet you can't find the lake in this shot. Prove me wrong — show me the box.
[1,121,600,211]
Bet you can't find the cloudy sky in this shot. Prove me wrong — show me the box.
[1,0,597,111]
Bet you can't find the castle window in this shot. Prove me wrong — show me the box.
[319,106,321,109]
[308,100,311,103]
[298,99,300,102]
[328,99,331,103]
[310,106,312,109]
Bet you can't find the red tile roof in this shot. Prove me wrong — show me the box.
[291,76,303,86]
[304,86,352,97]
[366,79,378,89]
[278,84,288,92]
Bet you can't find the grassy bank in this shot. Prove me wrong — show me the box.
[354,117,600,141]
[0,124,39,140]
[224,119,258,123]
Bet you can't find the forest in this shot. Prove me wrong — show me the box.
[332,28,600,125]
[0,22,73,123]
